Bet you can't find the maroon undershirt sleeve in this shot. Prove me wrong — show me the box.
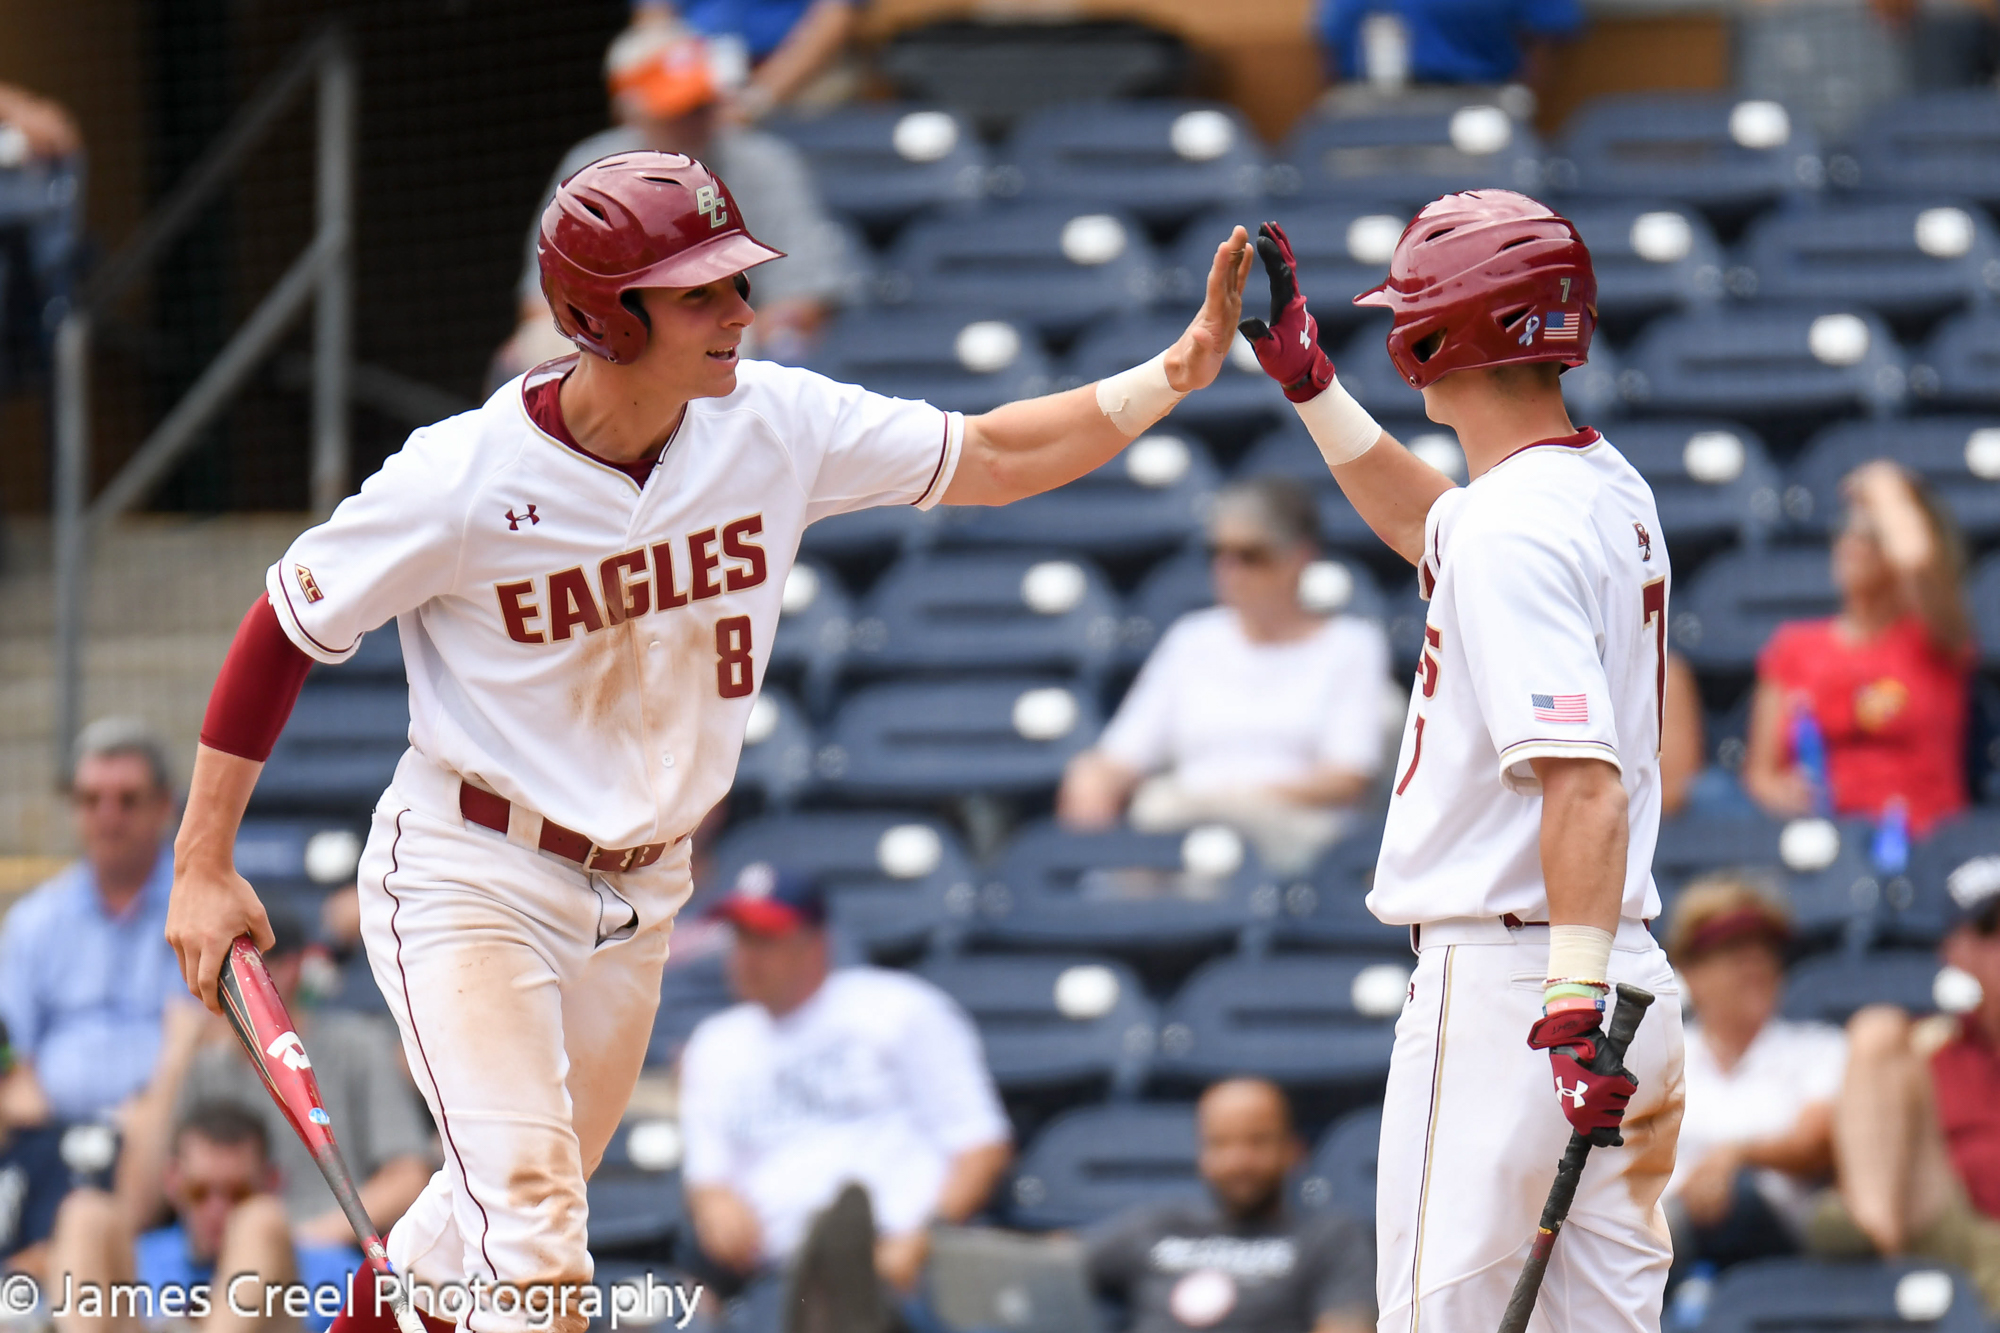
[200,594,317,762]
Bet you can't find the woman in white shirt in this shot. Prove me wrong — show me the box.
[1056,477,1391,873]
[1667,876,1845,1285]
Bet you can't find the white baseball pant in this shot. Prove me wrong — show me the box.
[355,750,693,1333]
[1375,917,1685,1333]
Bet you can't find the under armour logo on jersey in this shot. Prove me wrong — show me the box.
[1517,314,1542,346]
[265,1031,312,1072]
[506,505,540,530]
[1635,522,1653,562]
[695,184,728,230]
[1554,1075,1590,1109]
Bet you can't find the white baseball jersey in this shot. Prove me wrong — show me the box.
[1367,428,1669,926]
[267,356,962,848]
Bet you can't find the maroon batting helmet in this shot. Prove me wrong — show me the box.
[538,151,785,363]
[1353,190,1595,391]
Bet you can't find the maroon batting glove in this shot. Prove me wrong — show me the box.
[1238,221,1336,404]
[1528,1007,1638,1147]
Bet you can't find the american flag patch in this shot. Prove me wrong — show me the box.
[1544,309,1580,343]
[1532,693,1589,723]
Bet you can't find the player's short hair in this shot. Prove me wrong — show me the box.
[1664,873,1792,968]
[71,715,174,795]
[175,1098,271,1162]
[1209,477,1320,550]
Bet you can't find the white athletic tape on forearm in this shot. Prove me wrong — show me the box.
[1292,378,1381,467]
[1095,353,1185,437]
[1547,924,1615,985]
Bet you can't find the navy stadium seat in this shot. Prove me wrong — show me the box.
[338,627,406,681]
[1007,1104,1202,1230]
[702,810,975,956]
[1623,308,1906,447]
[1654,810,1883,940]
[1898,811,2000,947]
[798,502,932,566]
[885,204,1158,337]
[1336,317,1425,419]
[1561,203,1724,332]
[1003,100,1265,227]
[320,948,389,1015]
[731,688,815,810]
[1785,418,2000,543]
[1670,546,1837,673]
[253,683,409,816]
[1602,419,1782,557]
[1307,811,1388,896]
[820,677,1100,800]
[1068,315,1283,440]
[1120,544,1386,671]
[808,308,1053,414]
[1911,311,2000,412]
[766,560,852,717]
[1696,1258,1986,1333]
[1297,1105,1379,1221]
[976,821,1271,958]
[1847,91,2000,208]
[767,105,986,232]
[1735,201,2000,322]
[1563,337,1626,422]
[1275,856,1407,955]
[1382,577,1429,675]
[1551,94,1822,221]
[915,953,1156,1097]
[648,950,735,1068]
[1167,203,1414,342]
[1970,554,2000,670]
[847,550,1122,680]
[588,1116,685,1254]
[1153,953,1405,1097]
[1280,103,1543,203]
[233,818,367,895]
[937,428,1219,556]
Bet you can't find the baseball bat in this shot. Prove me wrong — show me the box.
[218,935,426,1333]
[1495,982,1655,1333]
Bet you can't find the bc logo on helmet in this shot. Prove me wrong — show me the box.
[695,185,728,230]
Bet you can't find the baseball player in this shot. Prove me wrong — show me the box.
[1238,191,1684,1331]
[164,151,1254,1333]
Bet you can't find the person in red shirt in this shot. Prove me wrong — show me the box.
[1807,859,2000,1311]
[1741,459,1973,834]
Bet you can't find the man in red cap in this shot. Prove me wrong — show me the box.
[1239,191,1684,1331]
[164,151,1251,1333]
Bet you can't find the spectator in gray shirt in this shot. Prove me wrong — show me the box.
[1086,1080,1374,1333]
[493,22,852,384]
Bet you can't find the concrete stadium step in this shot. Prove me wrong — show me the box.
[0,515,310,857]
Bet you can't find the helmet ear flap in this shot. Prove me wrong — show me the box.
[620,289,652,333]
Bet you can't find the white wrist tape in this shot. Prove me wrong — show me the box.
[1547,924,1615,984]
[1292,378,1381,467]
[1095,352,1185,437]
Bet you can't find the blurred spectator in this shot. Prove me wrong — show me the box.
[1058,478,1391,874]
[679,865,1011,1294]
[1315,0,1580,104]
[493,21,850,383]
[1664,877,1840,1283]
[1084,1079,1374,1333]
[1742,461,1972,835]
[631,0,860,119]
[1660,649,1704,817]
[141,911,431,1253]
[0,82,80,162]
[1803,856,2000,1312]
[0,718,185,1125]
[0,1020,74,1280]
[48,1099,357,1333]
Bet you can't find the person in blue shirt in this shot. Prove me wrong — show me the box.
[0,718,186,1126]
[1317,0,1582,91]
[47,1100,356,1333]
[630,0,859,120]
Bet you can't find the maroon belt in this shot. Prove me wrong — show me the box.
[458,782,669,873]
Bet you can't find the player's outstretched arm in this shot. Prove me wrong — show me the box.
[941,227,1254,507]
[1239,223,1454,566]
